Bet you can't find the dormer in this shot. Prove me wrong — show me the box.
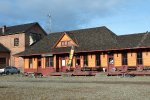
[54,32,77,48]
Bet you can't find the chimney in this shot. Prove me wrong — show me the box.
[2,25,6,35]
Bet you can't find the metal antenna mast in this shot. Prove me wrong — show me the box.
[48,13,52,33]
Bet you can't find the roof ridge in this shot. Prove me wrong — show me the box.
[66,26,107,32]
[119,32,148,36]
[5,22,37,28]
[47,26,107,34]
[0,22,39,35]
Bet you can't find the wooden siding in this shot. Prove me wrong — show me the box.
[23,51,150,72]
[88,54,95,67]
[114,53,122,67]
[143,51,150,66]
[56,34,76,48]
[24,58,29,69]
[128,52,136,66]
[41,57,45,69]
[72,56,76,68]
[101,54,108,67]
[59,57,61,69]
[54,55,56,69]
[80,55,83,67]
[32,58,37,69]
[65,57,69,67]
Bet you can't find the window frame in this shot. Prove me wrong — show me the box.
[14,38,19,46]
[45,56,54,67]
[0,58,6,65]
[137,52,143,65]
[83,55,88,66]
[29,58,32,68]
[122,52,128,65]
[61,41,71,47]
[96,54,101,66]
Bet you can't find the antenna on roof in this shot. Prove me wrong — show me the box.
[47,13,52,33]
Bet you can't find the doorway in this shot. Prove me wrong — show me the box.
[75,55,80,67]
[37,57,41,73]
[108,53,114,71]
[56,56,59,72]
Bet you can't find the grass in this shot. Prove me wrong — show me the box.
[0,73,150,100]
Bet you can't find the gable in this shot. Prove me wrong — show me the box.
[26,23,47,46]
[55,33,77,48]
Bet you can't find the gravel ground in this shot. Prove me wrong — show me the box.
[0,73,150,100]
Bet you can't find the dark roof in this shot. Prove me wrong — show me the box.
[17,26,119,56]
[0,44,10,52]
[17,26,150,56]
[0,22,39,35]
[118,32,150,48]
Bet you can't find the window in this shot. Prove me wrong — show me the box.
[137,52,143,65]
[29,33,42,45]
[14,38,19,46]
[29,58,32,68]
[0,58,6,65]
[67,41,70,45]
[61,41,70,46]
[45,56,54,67]
[96,54,101,66]
[83,55,88,66]
[61,41,65,46]
[122,52,128,65]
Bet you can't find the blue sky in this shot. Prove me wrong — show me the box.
[0,0,150,35]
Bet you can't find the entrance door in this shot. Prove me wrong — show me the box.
[61,57,66,72]
[61,57,66,67]
[37,57,41,73]
[56,56,59,72]
[136,51,143,71]
[108,53,114,71]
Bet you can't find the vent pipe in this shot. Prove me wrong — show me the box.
[2,25,6,35]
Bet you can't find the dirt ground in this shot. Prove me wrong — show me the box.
[0,73,150,100]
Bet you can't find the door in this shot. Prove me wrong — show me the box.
[61,57,66,67]
[108,53,114,71]
[37,57,41,73]
[136,51,143,71]
[56,56,59,72]
[61,57,66,72]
